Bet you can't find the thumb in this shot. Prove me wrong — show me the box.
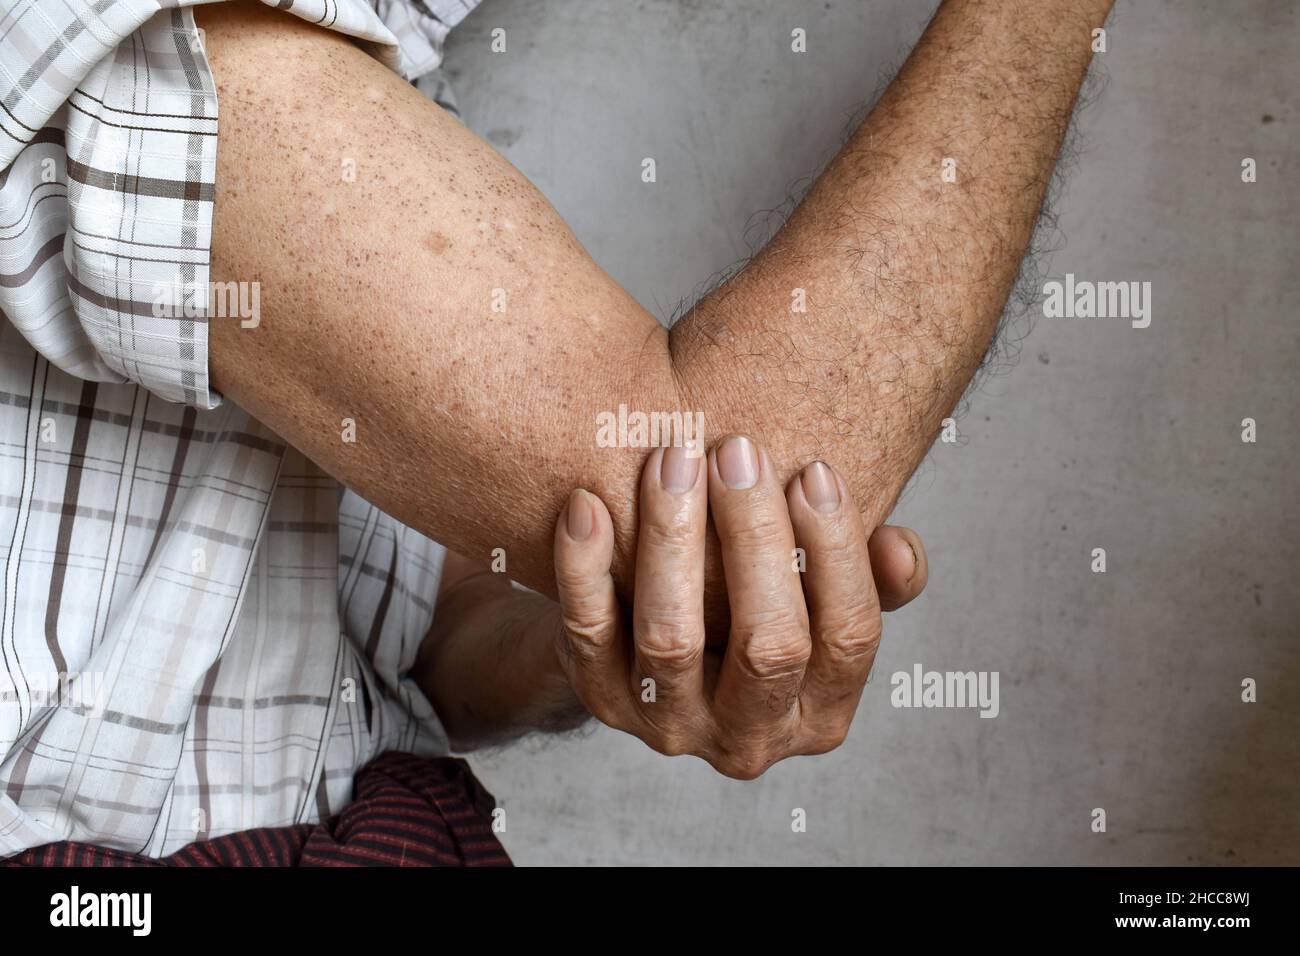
[867,524,928,612]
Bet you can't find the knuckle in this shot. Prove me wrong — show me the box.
[648,728,694,758]
[713,751,773,781]
[636,616,704,669]
[816,612,882,669]
[742,643,811,683]
[802,718,853,756]
[732,615,811,681]
[710,727,794,779]
[560,617,615,663]
[636,710,705,759]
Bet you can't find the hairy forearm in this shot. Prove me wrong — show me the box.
[673,0,1113,529]
[413,565,586,750]
[202,0,1108,622]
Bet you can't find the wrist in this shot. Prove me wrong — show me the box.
[533,601,590,725]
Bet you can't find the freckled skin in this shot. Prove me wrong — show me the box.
[201,0,1110,637]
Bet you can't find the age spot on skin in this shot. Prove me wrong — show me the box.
[425,231,453,254]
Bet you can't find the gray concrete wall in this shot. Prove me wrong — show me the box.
[440,0,1300,865]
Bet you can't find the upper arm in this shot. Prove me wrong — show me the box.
[200,1,676,598]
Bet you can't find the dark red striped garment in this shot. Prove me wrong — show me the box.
[3,752,511,867]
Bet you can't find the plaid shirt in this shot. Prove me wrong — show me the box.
[0,0,480,857]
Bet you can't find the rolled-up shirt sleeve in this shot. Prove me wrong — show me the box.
[0,2,228,407]
[0,0,457,410]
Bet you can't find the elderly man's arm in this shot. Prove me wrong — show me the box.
[200,0,1110,614]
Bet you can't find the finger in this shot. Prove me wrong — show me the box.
[553,488,634,727]
[786,461,880,741]
[632,445,710,740]
[709,435,810,757]
[869,524,928,612]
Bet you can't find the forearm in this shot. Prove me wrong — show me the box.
[203,0,671,607]
[201,0,1108,618]
[413,562,586,751]
[672,0,1114,528]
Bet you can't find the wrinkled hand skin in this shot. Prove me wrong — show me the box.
[552,437,917,779]
[416,442,927,756]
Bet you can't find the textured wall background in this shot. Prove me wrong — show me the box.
[440,0,1299,865]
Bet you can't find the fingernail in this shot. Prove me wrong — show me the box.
[904,537,919,583]
[660,444,699,494]
[800,461,840,512]
[717,435,759,489]
[566,489,594,540]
